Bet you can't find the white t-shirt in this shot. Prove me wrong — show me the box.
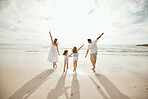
[88,39,98,53]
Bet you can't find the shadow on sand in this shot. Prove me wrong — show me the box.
[69,73,80,99]
[47,70,70,99]
[93,71,130,99]
[47,72,80,99]
[90,77,109,99]
[9,69,54,99]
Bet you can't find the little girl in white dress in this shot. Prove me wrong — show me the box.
[62,50,71,72]
[47,31,60,68]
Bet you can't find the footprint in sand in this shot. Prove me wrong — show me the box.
[39,77,42,79]
[71,93,74,96]
[98,86,100,89]
[131,85,137,88]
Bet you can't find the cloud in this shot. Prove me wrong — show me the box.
[0,0,147,44]
[0,0,10,10]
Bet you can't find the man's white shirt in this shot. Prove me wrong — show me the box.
[88,39,98,53]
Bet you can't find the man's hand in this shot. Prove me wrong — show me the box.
[85,55,87,58]
[97,33,104,40]
[85,49,89,58]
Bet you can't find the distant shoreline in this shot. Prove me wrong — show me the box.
[136,44,148,46]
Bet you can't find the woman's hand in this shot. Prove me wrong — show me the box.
[49,31,53,43]
[49,31,51,34]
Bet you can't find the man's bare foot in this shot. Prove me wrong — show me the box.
[92,68,95,70]
[67,67,69,69]
[55,65,57,68]
[93,70,96,73]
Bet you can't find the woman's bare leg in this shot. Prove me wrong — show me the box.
[55,63,57,68]
[53,62,54,69]
[53,62,57,68]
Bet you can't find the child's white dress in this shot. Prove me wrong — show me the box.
[73,53,78,61]
[47,44,58,62]
[64,54,69,63]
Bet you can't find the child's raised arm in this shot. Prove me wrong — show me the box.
[69,52,73,57]
[78,44,84,51]
[49,31,53,43]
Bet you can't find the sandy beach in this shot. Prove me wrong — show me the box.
[0,50,148,99]
[0,0,148,98]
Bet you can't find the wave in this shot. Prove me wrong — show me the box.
[0,44,148,56]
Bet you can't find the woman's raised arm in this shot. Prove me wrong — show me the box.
[56,45,60,56]
[49,31,53,43]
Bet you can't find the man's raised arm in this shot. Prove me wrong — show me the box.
[97,33,104,40]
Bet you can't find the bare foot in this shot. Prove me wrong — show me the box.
[92,68,95,70]
[98,86,100,89]
[67,66,69,69]
[55,64,57,68]
[53,66,55,69]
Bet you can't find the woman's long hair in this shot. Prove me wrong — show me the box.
[54,38,58,46]
[72,47,77,53]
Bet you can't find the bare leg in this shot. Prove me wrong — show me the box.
[53,63,55,68]
[73,61,76,72]
[67,63,69,69]
[73,61,77,72]
[53,62,57,69]
[73,62,75,72]
[75,62,77,72]
[55,63,57,68]
[91,60,96,70]
[63,63,66,72]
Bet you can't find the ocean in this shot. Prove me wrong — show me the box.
[0,44,148,56]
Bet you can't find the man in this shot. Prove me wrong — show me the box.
[85,33,104,70]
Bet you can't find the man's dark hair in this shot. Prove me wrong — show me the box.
[87,39,92,42]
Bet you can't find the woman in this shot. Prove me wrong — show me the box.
[47,31,60,68]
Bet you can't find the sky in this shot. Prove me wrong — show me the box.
[0,0,148,46]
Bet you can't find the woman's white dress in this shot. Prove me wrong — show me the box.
[47,44,58,62]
